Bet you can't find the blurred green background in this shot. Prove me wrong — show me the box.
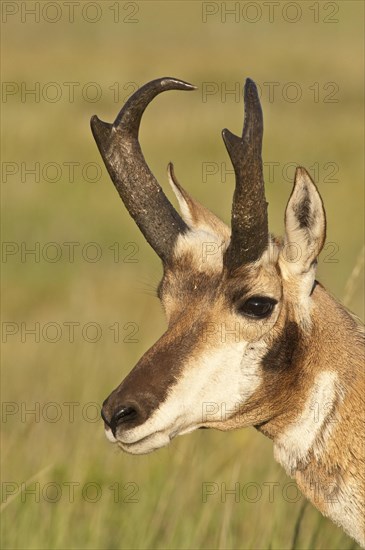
[1,1,364,549]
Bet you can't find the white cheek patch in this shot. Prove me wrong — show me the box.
[119,340,265,448]
[274,370,338,475]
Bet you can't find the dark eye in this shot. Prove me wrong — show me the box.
[237,296,277,319]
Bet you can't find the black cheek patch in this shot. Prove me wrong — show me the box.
[262,321,301,371]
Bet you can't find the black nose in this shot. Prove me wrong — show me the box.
[101,402,140,437]
[110,407,138,436]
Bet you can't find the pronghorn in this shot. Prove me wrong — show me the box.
[91,77,365,547]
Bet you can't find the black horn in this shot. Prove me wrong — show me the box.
[90,77,196,263]
[222,78,269,270]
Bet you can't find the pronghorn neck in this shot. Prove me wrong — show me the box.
[257,284,365,546]
[95,77,364,547]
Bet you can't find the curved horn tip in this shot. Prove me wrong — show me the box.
[160,77,197,91]
[113,77,197,132]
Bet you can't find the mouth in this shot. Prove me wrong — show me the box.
[104,426,172,455]
[104,423,201,455]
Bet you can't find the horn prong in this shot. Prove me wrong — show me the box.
[223,78,268,270]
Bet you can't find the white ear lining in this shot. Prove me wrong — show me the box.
[281,167,326,275]
[167,163,230,241]
[167,165,195,227]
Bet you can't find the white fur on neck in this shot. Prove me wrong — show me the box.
[274,370,338,475]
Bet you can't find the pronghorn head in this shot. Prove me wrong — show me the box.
[91,77,326,455]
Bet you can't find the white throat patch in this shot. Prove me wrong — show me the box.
[274,370,338,475]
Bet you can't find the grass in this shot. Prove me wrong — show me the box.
[1,1,364,549]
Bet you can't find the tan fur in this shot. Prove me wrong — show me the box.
[165,219,365,545]
[102,168,365,547]
[255,285,365,545]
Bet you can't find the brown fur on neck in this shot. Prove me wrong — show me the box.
[256,284,365,545]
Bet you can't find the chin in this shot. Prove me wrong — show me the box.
[104,424,202,455]
[105,428,172,455]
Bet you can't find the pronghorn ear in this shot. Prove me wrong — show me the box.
[167,163,230,239]
[281,167,326,275]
